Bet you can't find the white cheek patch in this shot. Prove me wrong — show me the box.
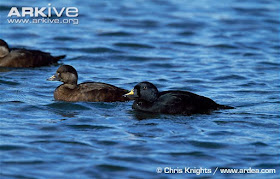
[0,46,9,58]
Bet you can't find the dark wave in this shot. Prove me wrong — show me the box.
[178,31,196,36]
[53,36,78,41]
[66,124,113,130]
[169,151,214,159]
[209,44,239,49]
[114,55,171,61]
[119,19,159,28]
[171,41,199,46]
[0,5,13,11]
[0,79,20,85]
[98,31,134,36]
[3,160,45,164]
[96,164,129,172]
[114,42,154,49]
[167,21,205,29]
[78,47,122,54]
[189,140,227,149]
[0,145,27,151]
[213,75,247,80]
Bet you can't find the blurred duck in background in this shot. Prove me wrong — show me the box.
[0,39,65,68]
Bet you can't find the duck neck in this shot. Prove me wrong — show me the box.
[0,46,9,58]
[147,95,158,102]
[63,83,77,89]
[141,93,158,103]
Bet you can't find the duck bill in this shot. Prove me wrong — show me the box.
[123,89,138,99]
[47,74,59,81]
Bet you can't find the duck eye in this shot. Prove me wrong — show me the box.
[143,86,147,90]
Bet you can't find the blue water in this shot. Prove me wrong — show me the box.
[0,0,279,178]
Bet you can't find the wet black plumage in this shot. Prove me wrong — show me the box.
[48,65,130,102]
[125,81,234,115]
[0,39,65,67]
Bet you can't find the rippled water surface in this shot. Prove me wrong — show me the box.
[0,0,279,178]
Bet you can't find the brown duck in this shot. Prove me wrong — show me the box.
[0,39,65,67]
[48,65,130,102]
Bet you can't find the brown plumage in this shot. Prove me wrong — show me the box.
[0,39,65,67]
[48,65,130,102]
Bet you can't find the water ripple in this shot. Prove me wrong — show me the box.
[66,124,114,130]
[213,75,247,80]
[79,47,122,54]
[189,140,228,149]
[98,31,134,36]
[46,102,91,110]
[114,42,155,49]
[0,145,27,151]
[0,79,20,86]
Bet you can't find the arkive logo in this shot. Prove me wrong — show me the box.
[7,4,78,17]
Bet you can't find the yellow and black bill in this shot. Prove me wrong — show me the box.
[123,89,138,99]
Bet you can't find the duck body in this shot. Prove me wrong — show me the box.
[54,82,129,102]
[126,82,234,115]
[132,90,232,115]
[0,39,65,67]
[0,48,65,67]
[48,65,130,102]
